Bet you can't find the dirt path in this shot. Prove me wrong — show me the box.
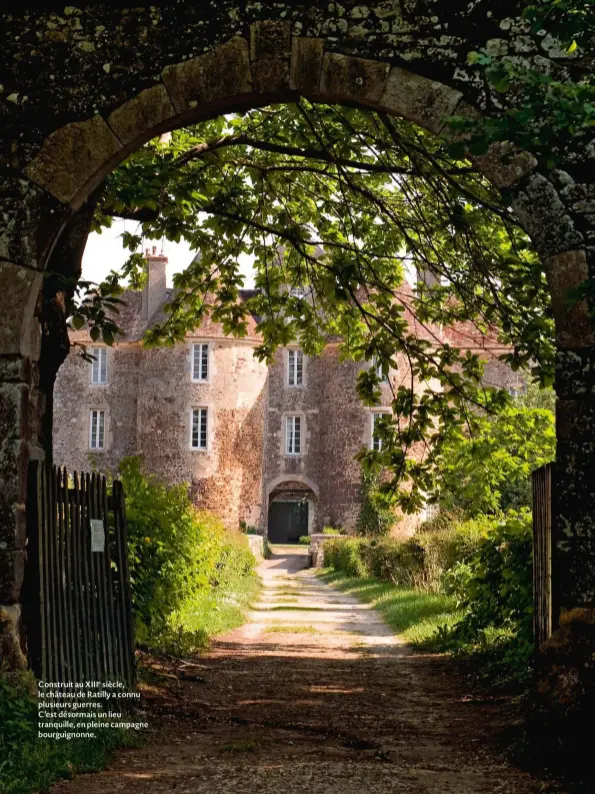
[52,551,563,794]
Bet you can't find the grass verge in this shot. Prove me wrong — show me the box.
[317,569,462,649]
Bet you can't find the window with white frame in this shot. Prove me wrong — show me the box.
[373,356,388,383]
[89,410,105,450]
[91,347,107,384]
[288,349,304,386]
[286,415,302,455]
[192,343,209,382]
[371,411,389,451]
[191,407,208,450]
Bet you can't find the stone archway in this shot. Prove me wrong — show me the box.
[267,479,318,543]
[1,6,594,687]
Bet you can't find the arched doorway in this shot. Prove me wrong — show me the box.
[267,480,317,544]
[1,8,593,716]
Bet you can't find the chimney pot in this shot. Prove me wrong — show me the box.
[141,250,168,321]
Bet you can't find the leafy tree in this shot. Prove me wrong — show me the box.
[85,99,558,512]
[431,398,555,515]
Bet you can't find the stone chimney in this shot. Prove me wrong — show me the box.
[141,245,168,320]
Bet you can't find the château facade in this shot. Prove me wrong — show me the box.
[53,250,522,542]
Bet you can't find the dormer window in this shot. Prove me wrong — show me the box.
[192,343,209,382]
[91,347,107,385]
[288,349,304,387]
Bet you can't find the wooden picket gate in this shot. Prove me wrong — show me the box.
[532,463,553,651]
[25,462,135,686]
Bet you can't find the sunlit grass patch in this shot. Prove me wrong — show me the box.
[317,570,462,650]
[265,625,318,634]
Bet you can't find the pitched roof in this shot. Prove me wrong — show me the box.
[69,287,263,345]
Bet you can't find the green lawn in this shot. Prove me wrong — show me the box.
[317,569,463,650]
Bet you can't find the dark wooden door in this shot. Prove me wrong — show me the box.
[268,501,308,543]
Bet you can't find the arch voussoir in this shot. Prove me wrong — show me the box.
[23,114,124,208]
[106,84,177,148]
[319,52,390,104]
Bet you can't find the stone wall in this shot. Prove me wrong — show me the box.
[263,344,415,534]
[54,336,268,531]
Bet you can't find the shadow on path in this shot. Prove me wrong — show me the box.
[51,551,564,794]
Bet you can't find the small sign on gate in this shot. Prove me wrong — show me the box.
[90,519,105,552]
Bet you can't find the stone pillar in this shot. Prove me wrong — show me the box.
[530,246,595,770]
[0,261,44,669]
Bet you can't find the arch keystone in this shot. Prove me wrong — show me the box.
[23,115,122,206]
[107,84,176,147]
[250,21,292,93]
[320,52,389,103]
[380,67,462,135]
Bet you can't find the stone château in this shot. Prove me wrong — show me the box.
[53,249,522,542]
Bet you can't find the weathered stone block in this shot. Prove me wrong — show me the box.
[290,38,325,92]
[544,249,593,347]
[0,263,40,362]
[472,143,537,189]
[23,115,122,206]
[200,37,253,104]
[0,263,42,360]
[162,37,252,114]
[512,174,584,258]
[162,55,205,114]
[0,356,34,385]
[250,20,291,61]
[0,603,27,668]
[253,59,290,94]
[556,348,595,398]
[0,177,69,269]
[380,67,462,135]
[107,84,176,147]
[320,52,389,103]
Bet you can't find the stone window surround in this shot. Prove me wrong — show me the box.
[89,408,106,451]
[285,346,307,388]
[90,345,108,386]
[190,340,211,383]
[369,408,391,452]
[188,405,213,452]
[283,412,305,457]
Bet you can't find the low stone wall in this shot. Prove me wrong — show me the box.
[247,534,266,560]
[309,533,341,568]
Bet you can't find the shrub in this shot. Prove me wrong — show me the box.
[118,456,256,652]
[324,515,491,592]
[444,510,533,645]
[323,538,370,578]
[321,527,342,535]
[298,535,311,545]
